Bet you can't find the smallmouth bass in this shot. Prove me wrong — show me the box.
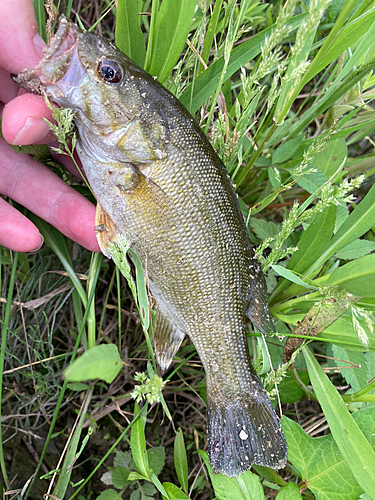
[17,16,287,477]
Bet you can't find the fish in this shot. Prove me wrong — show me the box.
[16,16,287,477]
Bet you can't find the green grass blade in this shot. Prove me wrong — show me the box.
[303,0,374,85]
[54,388,94,498]
[32,0,47,41]
[180,14,306,114]
[29,215,88,307]
[303,347,375,498]
[174,428,189,494]
[116,0,146,67]
[201,0,223,67]
[146,0,197,83]
[129,249,149,330]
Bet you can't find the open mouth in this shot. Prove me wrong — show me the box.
[15,16,87,99]
[38,16,79,84]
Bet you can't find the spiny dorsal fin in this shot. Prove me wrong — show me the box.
[153,309,185,370]
[246,260,276,334]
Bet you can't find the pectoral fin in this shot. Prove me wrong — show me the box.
[153,309,185,370]
[116,167,179,233]
[246,260,275,334]
[95,202,119,258]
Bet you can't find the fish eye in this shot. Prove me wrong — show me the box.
[97,59,123,84]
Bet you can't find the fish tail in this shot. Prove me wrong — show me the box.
[207,375,287,477]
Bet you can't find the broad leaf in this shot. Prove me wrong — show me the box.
[282,416,364,500]
[326,253,375,297]
[199,450,266,500]
[275,482,303,500]
[310,137,347,178]
[64,344,122,383]
[335,240,375,260]
[147,446,165,476]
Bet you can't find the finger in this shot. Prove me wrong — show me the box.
[0,197,43,252]
[2,94,55,145]
[0,0,45,74]
[0,140,100,252]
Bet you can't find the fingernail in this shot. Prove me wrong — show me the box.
[13,116,50,145]
[33,33,46,60]
[30,235,44,253]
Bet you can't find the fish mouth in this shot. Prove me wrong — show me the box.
[38,15,79,84]
[15,16,86,97]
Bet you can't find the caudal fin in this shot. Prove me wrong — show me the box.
[207,379,287,477]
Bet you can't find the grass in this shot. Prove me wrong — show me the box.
[1,0,375,498]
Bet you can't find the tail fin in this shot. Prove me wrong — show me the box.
[207,377,287,477]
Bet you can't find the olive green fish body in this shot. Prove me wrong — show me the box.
[17,17,287,476]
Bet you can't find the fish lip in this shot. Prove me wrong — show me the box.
[37,16,80,85]
[15,16,85,96]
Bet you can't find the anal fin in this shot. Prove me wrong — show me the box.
[153,309,185,370]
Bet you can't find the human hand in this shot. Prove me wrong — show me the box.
[0,0,100,253]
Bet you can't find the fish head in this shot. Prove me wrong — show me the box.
[16,16,168,165]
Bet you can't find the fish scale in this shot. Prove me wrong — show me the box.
[16,16,287,477]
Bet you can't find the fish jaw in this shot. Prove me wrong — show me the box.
[14,16,87,103]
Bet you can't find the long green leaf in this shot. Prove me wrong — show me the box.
[116,0,146,67]
[305,182,375,278]
[131,402,150,478]
[174,428,189,494]
[303,346,375,498]
[201,0,223,66]
[32,0,47,41]
[146,0,197,83]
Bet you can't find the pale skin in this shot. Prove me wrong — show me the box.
[0,0,100,253]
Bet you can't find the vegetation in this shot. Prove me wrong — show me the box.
[1,0,375,498]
